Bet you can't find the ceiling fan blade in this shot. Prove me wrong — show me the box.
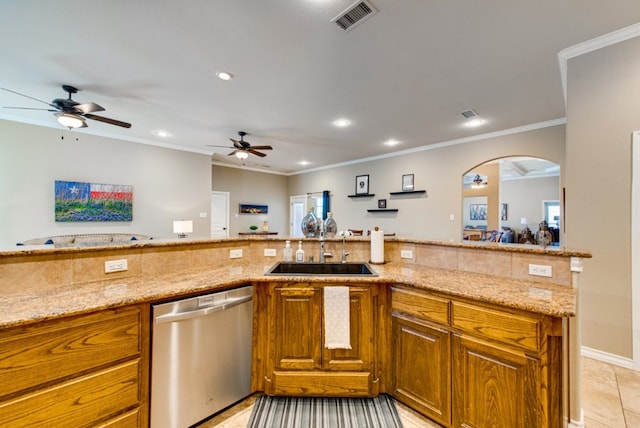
[74,102,105,114]
[227,150,240,156]
[3,106,57,111]
[230,138,244,150]
[248,149,267,157]
[1,87,55,107]
[206,145,234,149]
[84,113,131,128]
[249,145,273,150]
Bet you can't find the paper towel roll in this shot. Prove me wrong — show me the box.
[370,228,385,264]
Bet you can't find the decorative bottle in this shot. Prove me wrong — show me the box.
[295,241,305,262]
[283,240,293,262]
[324,212,337,238]
[301,208,319,238]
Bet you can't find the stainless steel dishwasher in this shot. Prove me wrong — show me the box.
[150,285,253,428]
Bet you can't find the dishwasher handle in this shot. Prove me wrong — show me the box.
[155,294,252,324]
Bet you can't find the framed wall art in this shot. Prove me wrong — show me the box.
[402,174,414,191]
[355,174,369,195]
[54,180,133,222]
[469,204,487,221]
[239,204,268,214]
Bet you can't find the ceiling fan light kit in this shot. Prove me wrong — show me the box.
[207,131,273,160]
[2,85,131,130]
[55,112,86,129]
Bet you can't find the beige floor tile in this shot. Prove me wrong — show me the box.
[584,416,615,427]
[614,366,640,414]
[582,358,627,427]
[625,410,640,427]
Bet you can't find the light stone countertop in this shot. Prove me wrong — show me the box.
[0,260,576,330]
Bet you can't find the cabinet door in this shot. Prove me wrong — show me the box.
[270,286,322,371]
[323,285,373,372]
[452,334,541,428]
[393,314,450,427]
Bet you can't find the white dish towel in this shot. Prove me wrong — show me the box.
[324,286,352,349]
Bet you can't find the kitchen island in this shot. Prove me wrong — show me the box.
[0,237,589,427]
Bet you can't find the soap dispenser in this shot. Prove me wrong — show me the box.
[283,240,293,262]
[295,241,305,262]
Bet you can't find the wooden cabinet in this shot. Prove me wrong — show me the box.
[260,282,378,397]
[391,285,563,428]
[393,313,451,426]
[452,334,540,427]
[0,305,149,427]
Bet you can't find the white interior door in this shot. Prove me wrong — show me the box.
[211,191,229,238]
[290,195,307,238]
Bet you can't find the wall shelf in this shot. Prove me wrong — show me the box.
[348,193,375,198]
[389,190,426,195]
[367,209,399,213]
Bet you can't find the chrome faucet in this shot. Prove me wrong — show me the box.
[318,220,333,263]
[341,232,350,263]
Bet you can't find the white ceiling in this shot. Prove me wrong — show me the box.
[2,1,639,174]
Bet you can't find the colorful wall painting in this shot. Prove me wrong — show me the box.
[54,180,133,222]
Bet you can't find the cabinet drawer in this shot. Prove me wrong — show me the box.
[0,359,140,427]
[392,287,449,325]
[0,307,141,398]
[451,302,540,352]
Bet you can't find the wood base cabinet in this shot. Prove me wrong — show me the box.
[0,305,149,427]
[393,313,451,426]
[258,282,379,397]
[391,285,563,428]
[452,334,541,427]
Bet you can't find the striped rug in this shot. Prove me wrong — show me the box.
[246,394,403,428]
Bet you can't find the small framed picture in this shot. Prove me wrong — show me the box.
[378,199,387,209]
[355,174,369,194]
[402,174,414,191]
[501,203,508,221]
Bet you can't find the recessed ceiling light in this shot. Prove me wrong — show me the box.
[463,118,487,128]
[299,160,311,166]
[154,130,171,138]
[384,139,400,146]
[216,71,233,81]
[332,118,351,128]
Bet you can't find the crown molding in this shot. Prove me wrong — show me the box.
[558,23,640,107]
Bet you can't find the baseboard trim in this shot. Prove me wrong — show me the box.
[581,346,634,369]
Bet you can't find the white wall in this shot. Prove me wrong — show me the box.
[288,125,566,240]
[566,35,640,359]
[500,176,560,230]
[0,120,212,247]
[212,166,288,236]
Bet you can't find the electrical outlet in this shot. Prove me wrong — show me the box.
[401,250,413,259]
[105,259,128,273]
[229,249,243,259]
[529,264,552,277]
[264,248,276,257]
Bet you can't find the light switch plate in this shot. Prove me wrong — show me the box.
[105,259,128,273]
[529,264,552,277]
[229,249,243,259]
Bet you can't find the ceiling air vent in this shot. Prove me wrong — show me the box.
[460,109,479,119]
[331,1,378,32]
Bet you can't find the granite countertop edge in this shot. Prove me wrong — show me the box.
[0,261,576,330]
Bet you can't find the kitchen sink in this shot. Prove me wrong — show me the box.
[265,262,377,276]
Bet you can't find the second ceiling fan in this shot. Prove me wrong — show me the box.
[208,131,273,158]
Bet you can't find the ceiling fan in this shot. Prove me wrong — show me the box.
[208,131,273,158]
[1,85,132,129]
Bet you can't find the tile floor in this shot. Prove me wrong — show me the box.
[197,356,640,428]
